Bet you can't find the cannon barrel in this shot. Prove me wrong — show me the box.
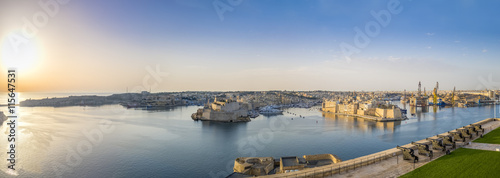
[471,124,485,134]
[464,125,479,137]
[448,131,466,142]
[411,141,433,157]
[426,138,446,151]
[437,134,456,149]
[397,145,419,163]
[457,128,473,139]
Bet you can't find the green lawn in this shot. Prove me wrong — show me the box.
[400,148,500,178]
[474,127,500,144]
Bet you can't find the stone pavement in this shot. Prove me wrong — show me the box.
[464,142,500,152]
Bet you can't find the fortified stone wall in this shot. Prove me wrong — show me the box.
[303,154,342,164]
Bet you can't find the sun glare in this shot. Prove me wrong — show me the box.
[1,32,40,72]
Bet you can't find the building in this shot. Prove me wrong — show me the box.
[232,154,341,176]
[321,101,359,115]
[0,111,5,124]
[322,100,404,120]
[233,157,274,176]
[375,106,402,119]
[489,90,497,100]
[191,98,251,122]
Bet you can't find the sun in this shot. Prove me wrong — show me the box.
[1,32,40,72]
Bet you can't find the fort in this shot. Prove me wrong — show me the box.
[231,154,342,177]
[321,100,405,121]
[191,97,252,122]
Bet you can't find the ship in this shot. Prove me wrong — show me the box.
[259,105,283,115]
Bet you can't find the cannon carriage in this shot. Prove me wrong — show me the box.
[457,128,473,141]
[471,124,485,133]
[448,131,466,142]
[464,125,480,137]
[411,142,433,158]
[437,134,456,149]
[471,124,485,137]
[426,137,452,154]
[397,146,419,163]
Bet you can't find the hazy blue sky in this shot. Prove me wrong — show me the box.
[1,0,499,92]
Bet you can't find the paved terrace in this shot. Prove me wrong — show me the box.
[261,118,500,178]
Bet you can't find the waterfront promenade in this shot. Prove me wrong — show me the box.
[262,118,500,178]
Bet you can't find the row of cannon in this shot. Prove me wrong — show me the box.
[397,124,484,163]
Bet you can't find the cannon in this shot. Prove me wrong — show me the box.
[464,125,480,137]
[437,134,456,149]
[448,131,466,142]
[457,128,473,140]
[397,146,419,163]
[426,137,452,154]
[411,142,433,157]
[472,124,485,136]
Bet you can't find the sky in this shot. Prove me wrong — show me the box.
[0,0,499,93]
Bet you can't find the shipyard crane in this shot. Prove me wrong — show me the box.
[451,87,456,106]
[433,82,439,105]
[402,89,407,102]
[418,81,422,97]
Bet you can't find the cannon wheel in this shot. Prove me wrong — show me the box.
[446,150,451,155]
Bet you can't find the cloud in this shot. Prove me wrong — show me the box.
[388,56,401,62]
[454,40,461,43]
[426,46,432,49]
[482,49,488,53]
[426,32,435,36]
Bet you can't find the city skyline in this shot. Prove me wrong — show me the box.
[1,0,499,93]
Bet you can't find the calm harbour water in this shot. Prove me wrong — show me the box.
[0,95,498,177]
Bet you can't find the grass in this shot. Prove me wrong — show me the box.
[474,127,500,144]
[400,148,500,178]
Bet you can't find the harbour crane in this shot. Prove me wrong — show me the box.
[433,82,439,105]
[451,87,456,106]
[418,81,422,97]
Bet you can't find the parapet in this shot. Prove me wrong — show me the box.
[233,157,274,176]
